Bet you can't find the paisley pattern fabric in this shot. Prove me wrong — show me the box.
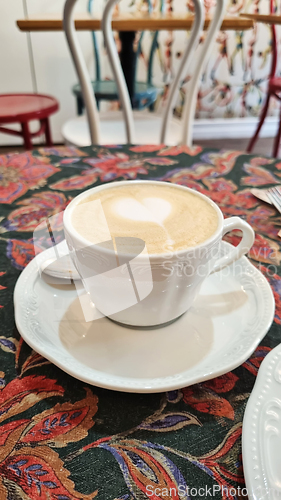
[118,0,280,119]
[0,144,280,500]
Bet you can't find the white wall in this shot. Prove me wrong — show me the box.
[0,0,34,145]
[0,0,95,145]
[27,0,95,144]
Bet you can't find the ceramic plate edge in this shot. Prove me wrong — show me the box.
[242,344,281,500]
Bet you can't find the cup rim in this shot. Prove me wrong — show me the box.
[63,180,224,260]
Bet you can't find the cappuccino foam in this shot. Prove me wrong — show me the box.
[71,183,219,254]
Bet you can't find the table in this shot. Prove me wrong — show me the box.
[17,12,254,31]
[240,12,281,25]
[0,144,280,499]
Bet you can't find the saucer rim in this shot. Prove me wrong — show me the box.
[14,241,275,393]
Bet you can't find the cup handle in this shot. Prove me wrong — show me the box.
[211,216,255,274]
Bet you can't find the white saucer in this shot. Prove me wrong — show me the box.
[14,241,275,393]
[243,344,281,500]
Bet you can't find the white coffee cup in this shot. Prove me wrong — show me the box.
[63,180,255,327]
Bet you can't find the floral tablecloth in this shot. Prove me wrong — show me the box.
[0,143,280,500]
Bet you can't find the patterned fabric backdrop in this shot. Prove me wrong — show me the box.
[98,0,279,120]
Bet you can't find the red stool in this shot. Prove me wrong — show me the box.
[0,94,59,150]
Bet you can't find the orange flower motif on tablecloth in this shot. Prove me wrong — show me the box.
[37,146,88,158]
[0,375,98,500]
[50,153,150,189]
[2,191,69,233]
[200,150,243,176]
[130,144,165,153]
[241,161,278,186]
[157,145,202,156]
[0,152,60,204]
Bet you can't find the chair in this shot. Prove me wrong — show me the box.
[62,0,227,146]
[247,0,281,157]
[0,94,59,150]
[72,0,164,114]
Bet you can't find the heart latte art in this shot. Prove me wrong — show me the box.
[71,183,219,254]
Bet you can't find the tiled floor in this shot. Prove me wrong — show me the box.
[0,137,278,157]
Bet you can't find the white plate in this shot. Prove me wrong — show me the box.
[243,344,281,500]
[14,241,275,393]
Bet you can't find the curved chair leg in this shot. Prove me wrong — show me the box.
[273,104,281,157]
[247,94,271,153]
[44,118,53,147]
[21,122,32,150]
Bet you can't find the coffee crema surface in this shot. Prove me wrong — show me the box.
[71,184,219,254]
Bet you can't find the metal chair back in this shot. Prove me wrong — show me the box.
[63,0,228,145]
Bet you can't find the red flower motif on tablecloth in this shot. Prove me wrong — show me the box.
[15,338,50,377]
[5,230,66,271]
[0,152,60,204]
[208,189,260,213]
[83,422,243,500]
[198,424,244,499]
[182,373,239,420]
[49,170,99,191]
[145,157,177,166]
[2,191,69,232]
[243,346,271,375]
[97,439,189,499]
[241,161,278,186]
[155,150,241,185]
[157,167,214,184]
[130,144,165,152]
[84,153,149,181]
[0,375,98,499]
[203,373,238,394]
[243,205,280,241]
[51,153,150,190]
[203,177,237,192]
[201,150,243,176]
[6,238,37,270]
[248,156,275,168]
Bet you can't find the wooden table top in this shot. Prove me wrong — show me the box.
[17,12,254,32]
[240,12,281,25]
